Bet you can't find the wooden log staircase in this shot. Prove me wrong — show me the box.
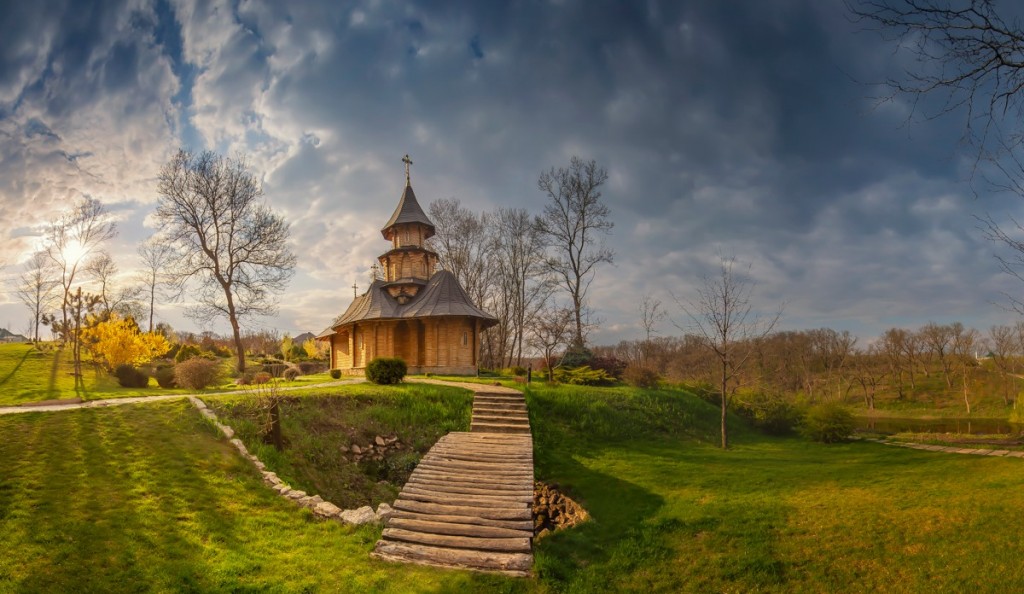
[372,388,534,577]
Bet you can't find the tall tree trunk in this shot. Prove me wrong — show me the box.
[963,368,971,414]
[222,282,246,373]
[720,357,728,449]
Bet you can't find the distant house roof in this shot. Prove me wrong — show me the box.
[381,184,435,240]
[317,270,497,338]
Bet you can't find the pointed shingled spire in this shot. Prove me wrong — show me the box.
[381,155,435,240]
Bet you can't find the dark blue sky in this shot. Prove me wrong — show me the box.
[0,0,1019,343]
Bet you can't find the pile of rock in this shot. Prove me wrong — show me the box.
[532,481,589,539]
[189,396,394,526]
[345,434,404,462]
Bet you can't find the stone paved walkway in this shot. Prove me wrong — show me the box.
[869,438,1024,457]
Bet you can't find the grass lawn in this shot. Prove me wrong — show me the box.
[0,343,341,406]
[0,400,514,593]
[205,383,473,510]
[6,382,1024,591]
[527,385,1024,592]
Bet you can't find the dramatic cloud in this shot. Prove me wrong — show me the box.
[1,0,1021,343]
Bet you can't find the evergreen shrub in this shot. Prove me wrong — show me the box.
[154,365,177,389]
[366,357,407,384]
[114,364,150,388]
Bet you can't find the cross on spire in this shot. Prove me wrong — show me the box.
[352,282,358,298]
[402,154,413,186]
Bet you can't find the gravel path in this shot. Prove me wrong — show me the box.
[0,379,365,416]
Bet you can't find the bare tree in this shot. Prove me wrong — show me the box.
[989,324,1018,406]
[536,156,614,347]
[14,252,59,342]
[851,0,1024,155]
[850,345,887,410]
[137,237,175,332]
[45,196,117,342]
[950,323,982,413]
[528,305,574,380]
[492,207,553,367]
[155,149,297,372]
[428,198,494,308]
[921,321,955,388]
[85,252,117,315]
[674,256,782,449]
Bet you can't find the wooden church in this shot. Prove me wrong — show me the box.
[317,157,497,375]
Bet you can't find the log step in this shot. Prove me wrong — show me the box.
[382,528,531,553]
[392,499,532,521]
[472,422,532,434]
[372,541,532,576]
[390,510,534,532]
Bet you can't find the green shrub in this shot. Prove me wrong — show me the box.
[154,365,177,389]
[553,365,614,386]
[174,358,221,390]
[800,403,856,443]
[737,392,802,436]
[114,364,150,388]
[283,367,301,381]
[329,368,342,379]
[366,357,407,384]
[561,344,594,368]
[298,361,322,374]
[174,344,202,363]
[510,365,528,376]
[262,363,289,377]
[623,365,659,388]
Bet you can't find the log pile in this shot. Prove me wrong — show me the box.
[532,481,588,539]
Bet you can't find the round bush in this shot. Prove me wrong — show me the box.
[114,364,150,388]
[174,344,202,363]
[366,357,407,385]
[283,367,301,381]
[510,365,528,376]
[173,358,221,390]
[154,365,177,389]
[801,403,856,443]
[253,371,273,384]
[261,363,289,378]
[329,368,342,379]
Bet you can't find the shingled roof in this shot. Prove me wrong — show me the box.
[317,270,497,338]
[381,184,435,240]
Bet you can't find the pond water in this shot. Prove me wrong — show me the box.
[856,416,1019,436]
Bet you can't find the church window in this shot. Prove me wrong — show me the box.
[462,331,468,346]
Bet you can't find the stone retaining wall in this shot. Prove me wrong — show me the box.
[188,396,392,525]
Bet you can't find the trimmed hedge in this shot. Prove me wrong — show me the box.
[366,357,407,385]
[329,368,342,379]
[154,365,177,389]
[114,364,150,388]
[283,367,301,381]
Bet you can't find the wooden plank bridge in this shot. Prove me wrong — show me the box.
[372,387,534,577]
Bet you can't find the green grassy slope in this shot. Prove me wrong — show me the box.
[5,383,1024,592]
[528,384,1024,592]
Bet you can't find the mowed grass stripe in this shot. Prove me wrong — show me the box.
[0,400,511,593]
